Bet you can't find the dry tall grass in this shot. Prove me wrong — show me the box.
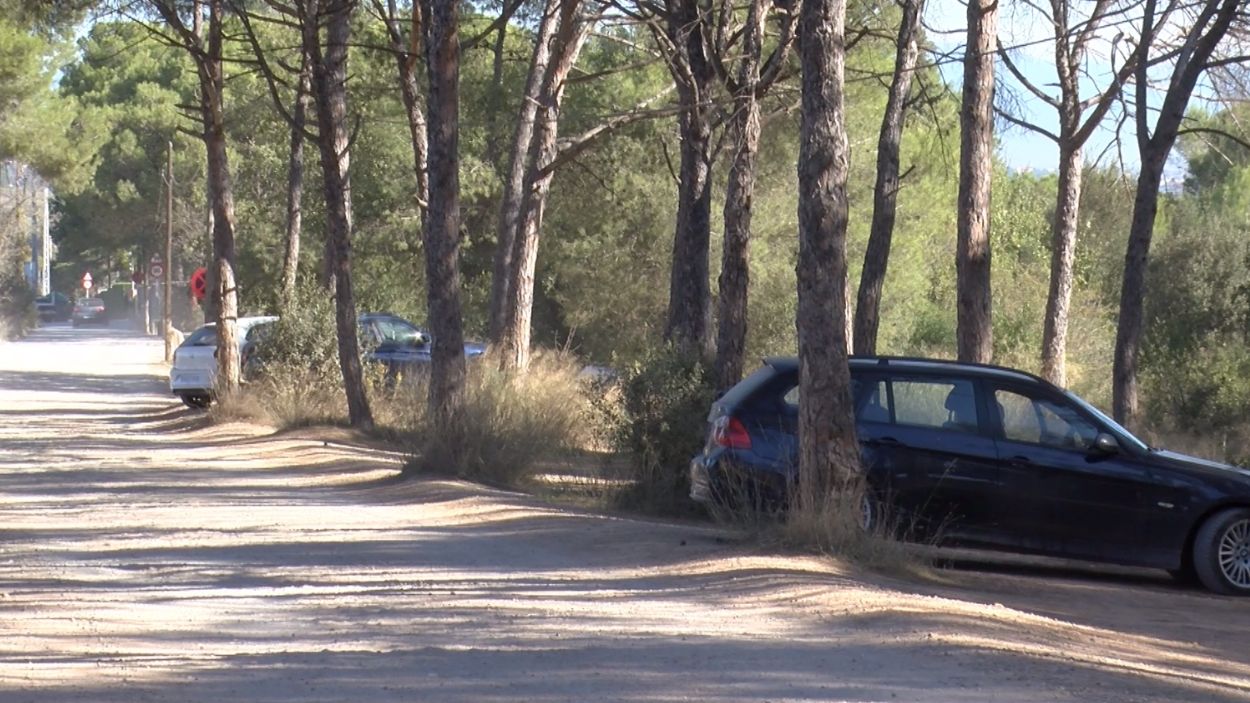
[397,352,597,486]
[777,487,926,576]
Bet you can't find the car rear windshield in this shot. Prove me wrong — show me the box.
[185,326,217,346]
[78,298,104,307]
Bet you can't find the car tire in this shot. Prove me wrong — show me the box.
[180,394,211,409]
[859,491,879,533]
[1192,507,1250,596]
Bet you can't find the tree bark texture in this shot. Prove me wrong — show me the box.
[1113,152,1164,426]
[215,257,240,392]
[662,0,716,359]
[955,0,997,364]
[852,0,922,357]
[280,53,311,312]
[196,0,240,394]
[488,0,559,343]
[713,0,764,393]
[497,0,589,371]
[795,0,861,514]
[423,0,469,441]
[1040,144,1082,386]
[309,0,373,429]
[384,0,430,224]
[1112,0,1241,427]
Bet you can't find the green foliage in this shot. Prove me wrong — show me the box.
[613,348,717,513]
[252,283,339,380]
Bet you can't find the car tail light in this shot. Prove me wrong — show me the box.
[713,415,752,450]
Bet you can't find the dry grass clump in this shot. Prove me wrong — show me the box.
[776,488,926,577]
[399,351,597,487]
[242,365,349,428]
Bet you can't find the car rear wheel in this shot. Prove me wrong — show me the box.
[180,394,212,409]
[858,492,877,533]
[1193,508,1250,596]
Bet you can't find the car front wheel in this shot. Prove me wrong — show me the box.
[1193,508,1250,596]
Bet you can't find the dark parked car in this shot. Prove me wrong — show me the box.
[35,292,73,322]
[70,297,108,327]
[690,356,1250,596]
[241,313,487,381]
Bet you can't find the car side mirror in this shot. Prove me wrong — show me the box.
[1092,432,1120,455]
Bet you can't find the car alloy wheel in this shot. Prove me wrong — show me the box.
[1194,508,1250,595]
[1217,518,1250,589]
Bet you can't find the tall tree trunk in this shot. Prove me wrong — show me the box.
[666,110,713,357]
[663,0,715,359]
[280,54,311,312]
[199,0,240,395]
[497,3,588,371]
[489,0,560,343]
[853,0,922,356]
[713,0,764,392]
[423,0,468,443]
[1040,143,1082,386]
[795,0,860,514]
[309,0,373,429]
[1112,0,1240,427]
[383,0,429,219]
[1113,149,1165,426]
[955,0,997,364]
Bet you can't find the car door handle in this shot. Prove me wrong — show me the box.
[1008,455,1034,467]
[866,436,903,447]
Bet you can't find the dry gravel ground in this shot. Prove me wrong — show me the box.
[1,323,1249,703]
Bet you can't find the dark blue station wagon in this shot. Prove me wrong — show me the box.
[690,356,1250,595]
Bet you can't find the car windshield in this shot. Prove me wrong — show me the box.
[1063,390,1150,453]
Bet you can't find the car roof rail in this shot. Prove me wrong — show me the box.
[762,354,1058,389]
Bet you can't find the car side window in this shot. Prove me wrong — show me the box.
[994,389,1099,451]
[891,378,979,433]
[781,378,872,419]
[857,378,891,424]
[373,318,426,347]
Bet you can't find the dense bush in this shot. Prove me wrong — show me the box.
[612,348,717,513]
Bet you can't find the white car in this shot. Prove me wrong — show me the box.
[169,316,278,408]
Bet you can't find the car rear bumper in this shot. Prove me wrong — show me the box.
[170,369,213,394]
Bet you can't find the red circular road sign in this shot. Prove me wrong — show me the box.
[190,267,208,301]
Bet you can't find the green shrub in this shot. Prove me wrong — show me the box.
[613,347,717,513]
[253,284,339,379]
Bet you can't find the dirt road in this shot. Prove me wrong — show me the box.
[1,324,1248,702]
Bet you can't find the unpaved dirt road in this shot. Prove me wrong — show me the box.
[2,323,1249,703]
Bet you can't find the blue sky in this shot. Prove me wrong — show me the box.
[923,0,1146,175]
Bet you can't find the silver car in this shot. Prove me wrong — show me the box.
[169,316,278,408]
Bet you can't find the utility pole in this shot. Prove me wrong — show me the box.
[164,141,174,362]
